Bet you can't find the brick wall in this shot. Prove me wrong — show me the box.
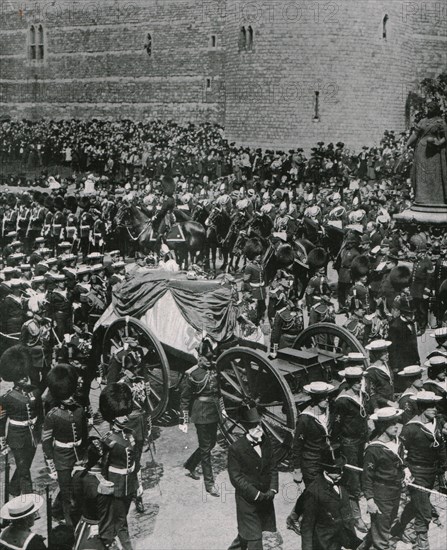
[0,0,446,149]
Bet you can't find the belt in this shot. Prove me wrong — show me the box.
[197,396,216,402]
[9,417,37,427]
[249,282,264,288]
[81,225,90,230]
[55,439,82,448]
[109,464,135,475]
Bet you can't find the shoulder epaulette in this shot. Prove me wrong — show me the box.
[101,431,117,448]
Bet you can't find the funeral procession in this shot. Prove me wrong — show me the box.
[0,1,447,550]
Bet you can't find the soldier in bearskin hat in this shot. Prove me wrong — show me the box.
[79,197,94,258]
[305,248,329,310]
[242,238,266,325]
[381,265,412,311]
[43,364,87,527]
[348,255,371,314]
[152,174,176,240]
[98,383,138,550]
[46,274,73,341]
[270,292,304,355]
[0,346,43,497]
[42,196,54,244]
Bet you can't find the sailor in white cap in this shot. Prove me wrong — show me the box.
[0,494,45,550]
[397,366,425,424]
[287,382,336,535]
[392,392,447,548]
[365,340,395,410]
[361,407,408,550]
[422,356,447,418]
[332,367,370,533]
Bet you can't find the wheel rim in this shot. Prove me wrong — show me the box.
[293,322,369,374]
[103,317,171,420]
[216,347,297,465]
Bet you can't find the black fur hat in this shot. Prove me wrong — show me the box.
[54,195,65,211]
[0,345,31,383]
[350,255,370,280]
[276,244,295,267]
[44,196,54,210]
[65,195,78,214]
[389,266,411,291]
[99,383,133,422]
[244,238,263,261]
[47,364,78,402]
[307,247,328,270]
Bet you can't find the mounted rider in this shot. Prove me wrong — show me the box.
[152,174,176,241]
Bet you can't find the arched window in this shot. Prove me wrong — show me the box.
[29,25,36,60]
[145,33,152,56]
[239,27,246,52]
[37,25,44,60]
[382,14,389,40]
[247,26,253,51]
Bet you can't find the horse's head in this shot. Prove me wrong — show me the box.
[205,205,222,227]
[115,201,132,227]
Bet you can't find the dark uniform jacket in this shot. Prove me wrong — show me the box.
[292,410,333,471]
[180,363,221,425]
[410,257,434,299]
[0,386,43,448]
[0,526,46,550]
[270,306,303,348]
[332,390,370,443]
[228,434,278,540]
[398,388,419,424]
[242,261,265,300]
[401,419,447,481]
[366,362,394,410]
[101,426,139,498]
[42,401,87,470]
[337,246,360,284]
[4,294,25,334]
[300,473,359,550]
[422,380,447,419]
[362,439,405,500]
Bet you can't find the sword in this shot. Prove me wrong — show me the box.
[4,453,9,504]
[46,485,52,548]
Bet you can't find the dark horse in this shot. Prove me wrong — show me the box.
[115,202,206,269]
[204,206,232,272]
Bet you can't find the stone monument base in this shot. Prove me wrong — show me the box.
[394,204,447,226]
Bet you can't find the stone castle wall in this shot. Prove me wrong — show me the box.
[0,0,446,149]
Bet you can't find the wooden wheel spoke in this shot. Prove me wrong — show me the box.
[148,385,162,401]
[221,389,244,403]
[261,408,288,427]
[262,420,285,444]
[221,370,247,397]
[147,396,155,411]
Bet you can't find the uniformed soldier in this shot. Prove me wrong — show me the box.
[393,391,447,549]
[410,244,434,335]
[343,295,368,347]
[79,199,94,258]
[0,494,46,550]
[43,364,88,527]
[332,367,370,533]
[287,382,335,535]
[98,383,139,550]
[270,294,304,355]
[365,339,396,411]
[335,235,360,312]
[179,338,224,497]
[0,346,43,497]
[305,248,329,310]
[242,239,266,324]
[360,407,409,550]
[423,356,447,419]
[273,201,295,242]
[349,255,371,314]
[308,295,336,326]
[4,278,26,334]
[397,365,425,424]
[46,274,73,341]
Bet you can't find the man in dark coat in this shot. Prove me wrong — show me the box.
[388,296,420,390]
[228,406,278,550]
[300,455,360,550]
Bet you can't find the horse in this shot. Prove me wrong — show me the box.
[204,206,232,272]
[115,202,206,269]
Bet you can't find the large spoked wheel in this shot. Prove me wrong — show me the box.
[216,347,297,465]
[293,322,369,374]
[103,317,171,421]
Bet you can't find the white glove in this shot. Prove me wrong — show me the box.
[179,424,188,434]
[88,524,99,538]
[367,498,381,515]
[404,467,413,486]
[46,459,58,480]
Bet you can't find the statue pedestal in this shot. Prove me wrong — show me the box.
[394,204,447,227]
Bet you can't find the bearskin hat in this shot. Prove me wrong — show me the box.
[307,247,328,270]
[47,364,78,402]
[20,193,31,207]
[389,266,411,291]
[33,190,43,205]
[99,383,133,422]
[79,196,90,210]
[65,195,78,214]
[44,196,54,210]
[276,244,295,268]
[0,345,31,383]
[350,255,370,280]
[244,238,263,261]
[6,194,17,208]
[54,195,65,211]
[161,175,175,197]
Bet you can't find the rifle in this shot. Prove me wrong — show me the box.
[4,454,9,504]
[45,485,52,548]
